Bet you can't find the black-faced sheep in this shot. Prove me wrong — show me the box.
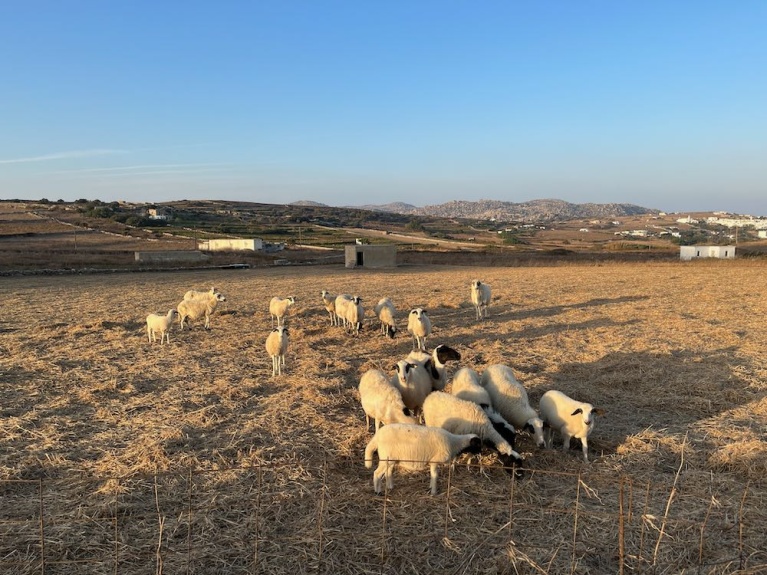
[539,390,605,463]
[374,297,397,338]
[407,308,432,351]
[364,423,482,495]
[358,369,418,431]
[265,326,289,377]
[407,344,461,391]
[391,359,433,420]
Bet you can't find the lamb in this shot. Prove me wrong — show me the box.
[539,390,605,463]
[146,309,178,344]
[364,423,482,495]
[358,368,418,431]
[407,308,432,351]
[423,391,524,471]
[374,297,397,338]
[407,344,461,391]
[334,294,354,328]
[391,359,433,420]
[470,279,491,320]
[320,290,338,326]
[480,364,546,448]
[342,296,364,335]
[269,296,296,327]
[450,367,518,447]
[265,326,289,377]
[177,288,226,330]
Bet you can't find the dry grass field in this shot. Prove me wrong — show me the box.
[1,260,767,574]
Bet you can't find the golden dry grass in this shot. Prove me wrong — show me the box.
[1,260,767,573]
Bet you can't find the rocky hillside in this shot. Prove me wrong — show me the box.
[357,198,658,222]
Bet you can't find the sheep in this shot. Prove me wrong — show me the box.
[423,391,524,472]
[374,297,397,338]
[269,296,296,327]
[539,390,605,463]
[265,326,289,377]
[342,296,364,335]
[407,344,461,391]
[407,308,432,351]
[320,290,339,326]
[450,367,518,447]
[391,359,433,420]
[480,364,546,448]
[470,279,491,320]
[364,423,482,495]
[358,369,418,431]
[177,288,226,330]
[334,294,354,328]
[146,309,178,344]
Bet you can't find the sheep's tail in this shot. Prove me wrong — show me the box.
[364,436,378,469]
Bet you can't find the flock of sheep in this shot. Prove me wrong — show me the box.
[145,280,604,496]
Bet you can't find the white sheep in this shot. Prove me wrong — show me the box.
[334,294,354,328]
[422,391,524,471]
[342,296,364,335]
[407,344,461,391]
[364,423,482,495]
[269,296,296,327]
[539,390,605,463]
[146,309,178,344]
[470,279,491,320]
[265,326,289,377]
[374,297,397,338]
[177,288,226,330]
[480,364,545,448]
[407,308,432,351]
[320,290,338,326]
[391,359,433,420]
[358,368,418,431]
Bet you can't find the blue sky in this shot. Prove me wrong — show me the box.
[1,2,766,215]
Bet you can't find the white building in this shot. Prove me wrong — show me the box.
[198,238,263,251]
[679,245,736,261]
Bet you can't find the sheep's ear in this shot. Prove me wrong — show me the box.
[410,309,417,315]
[523,422,535,434]
[593,408,606,416]
[403,407,412,416]
[571,408,584,416]
[393,363,400,372]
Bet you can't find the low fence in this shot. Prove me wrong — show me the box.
[0,460,763,574]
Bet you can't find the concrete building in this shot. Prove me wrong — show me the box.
[679,245,736,261]
[198,238,263,251]
[345,244,397,268]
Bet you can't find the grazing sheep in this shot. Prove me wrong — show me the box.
[480,364,545,448]
[358,369,418,431]
[423,391,524,471]
[407,344,461,391]
[391,359,433,420]
[539,390,605,463]
[374,297,397,338]
[177,289,226,330]
[342,296,364,335]
[146,309,178,344]
[265,326,289,377]
[269,296,296,327]
[470,279,491,320]
[334,294,354,328]
[407,308,432,351]
[364,423,482,495]
[320,290,338,326]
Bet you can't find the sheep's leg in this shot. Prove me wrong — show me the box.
[365,413,371,431]
[580,436,590,463]
[561,431,573,454]
[385,462,394,491]
[429,463,439,496]
[373,463,386,494]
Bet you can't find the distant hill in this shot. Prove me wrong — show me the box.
[355,198,658,222]
[291,200,329,207]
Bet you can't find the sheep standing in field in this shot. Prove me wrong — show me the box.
[265,326,289,377]
[334,294,354,328]
[358,369,418,431]
[471,279,491,320]
[450,367,518,447]
[177,288,227,330]
[364,423,482,495]
[269,296,296,327]
[423,391,524,472]
[407,308,432,351]
[146,309,178,344]
[320,290,338,326]
[374,297,397,338]
[407,344,461,391]
[480,364,546,448]
[539,390,605,463]
[391,359,433,420]
[342,296,364,335]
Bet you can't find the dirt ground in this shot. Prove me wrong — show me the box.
[1,260,766,573]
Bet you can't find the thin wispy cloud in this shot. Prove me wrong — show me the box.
[0,149,127,165]
[56,163,230,174]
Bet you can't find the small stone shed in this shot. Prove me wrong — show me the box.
[679,245,736,261]
[345,244,397,268]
